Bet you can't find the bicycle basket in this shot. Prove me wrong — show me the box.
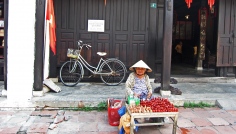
[67,48,79,59]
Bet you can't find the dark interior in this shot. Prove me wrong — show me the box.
[171,0,217,76]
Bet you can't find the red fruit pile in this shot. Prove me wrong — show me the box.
[140,97,178,112]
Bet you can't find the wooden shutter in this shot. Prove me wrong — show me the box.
[217,0,236,66]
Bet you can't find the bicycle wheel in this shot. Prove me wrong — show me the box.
[59,60,83,87]
[99,59,126,86]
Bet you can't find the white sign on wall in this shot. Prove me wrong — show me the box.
[88,20,105,32]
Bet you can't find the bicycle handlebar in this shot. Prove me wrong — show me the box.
[86,45,91,49]
[77,40,91,50]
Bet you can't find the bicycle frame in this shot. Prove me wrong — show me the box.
[75,53,114,76]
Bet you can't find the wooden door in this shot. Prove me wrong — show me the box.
[217,0,236,66]
[54,0,149,65]
[54,0,164,77]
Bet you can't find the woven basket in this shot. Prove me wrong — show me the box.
[67,48,79,59]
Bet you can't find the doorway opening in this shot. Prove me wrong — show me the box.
[171,0,217,76]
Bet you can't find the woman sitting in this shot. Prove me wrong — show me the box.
[125,60,153,101]
[125,60,164,124]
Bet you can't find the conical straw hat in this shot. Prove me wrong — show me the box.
[129,60,152,72]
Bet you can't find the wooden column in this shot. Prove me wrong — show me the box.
[3,0,8,89]
[161,0,173,91]
[34,0,45,91]
[196,7,207,70]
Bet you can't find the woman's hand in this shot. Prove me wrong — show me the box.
[134,93,140,98]
[147,92,152,99]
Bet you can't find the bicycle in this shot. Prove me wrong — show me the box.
[59,40,127,87]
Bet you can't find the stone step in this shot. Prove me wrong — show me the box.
[153,76,236,83]
[173,76,235,83]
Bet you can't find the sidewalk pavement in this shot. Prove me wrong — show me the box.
[0,76,236,133]
[31,76,236,111]
[0,76,236,110]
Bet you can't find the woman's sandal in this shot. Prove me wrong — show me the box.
[154,86,182,95]
[174,89,182,95]
[154,87,161,93]
[170,88,182,95]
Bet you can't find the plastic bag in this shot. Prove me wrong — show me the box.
[118,106,126,116]
[108,99,122,126]
[119,126,125,134]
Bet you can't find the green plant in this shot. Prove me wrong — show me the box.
[183,101,214,108]
[60,101,108,111]
[97,101,108,111]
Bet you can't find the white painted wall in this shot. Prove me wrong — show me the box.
[7,0,36,101]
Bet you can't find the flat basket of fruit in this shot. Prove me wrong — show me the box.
[127,97,178,114]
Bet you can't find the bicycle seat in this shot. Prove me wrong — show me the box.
[97,52,107,56]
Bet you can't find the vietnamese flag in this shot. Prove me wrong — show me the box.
[46,0,56,55]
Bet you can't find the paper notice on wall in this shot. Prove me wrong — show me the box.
[88,20,105,32]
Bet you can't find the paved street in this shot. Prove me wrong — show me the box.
[0,106,236,134]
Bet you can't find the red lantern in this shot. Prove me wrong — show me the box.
[208,0,215,10]
[185,0,193,8]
